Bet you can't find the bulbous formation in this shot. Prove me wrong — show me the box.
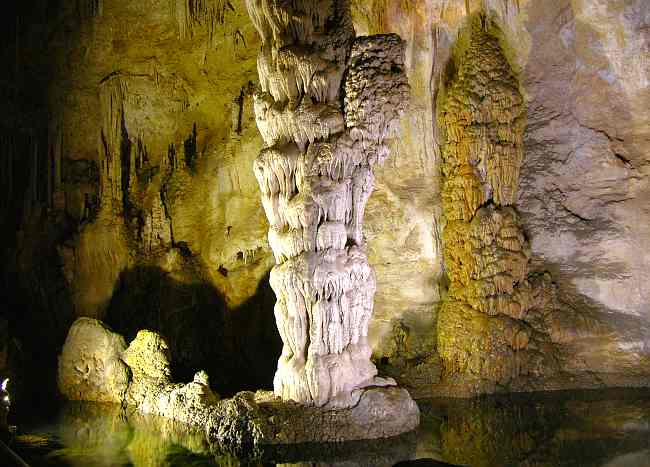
[247,0,409,408]
[57,317,130,403]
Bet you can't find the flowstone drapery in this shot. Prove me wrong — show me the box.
[246,0,411,409]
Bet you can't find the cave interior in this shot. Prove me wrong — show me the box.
[1,0,649,466]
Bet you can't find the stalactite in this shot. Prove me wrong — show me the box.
[437,16,557,391]
[248,0,410,409]
[98,74,129,215]
[171,0,234,46]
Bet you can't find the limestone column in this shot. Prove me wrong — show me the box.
[246,0,410,408]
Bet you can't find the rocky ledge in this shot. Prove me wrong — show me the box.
[207,387,419,452]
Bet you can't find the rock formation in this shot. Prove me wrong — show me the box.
[436,16,558,394]
[58,318,419,452]
[58,322,224,432]
[57,318,130,403]
[247,0,411,409]
[121,330,221,424]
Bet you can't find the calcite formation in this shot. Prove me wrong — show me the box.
[9,0,650,418]
[60,323,222,425]
[436,17,557,393]
[246,0,410,408]
[57,318,130,403]
[121,330,221,423]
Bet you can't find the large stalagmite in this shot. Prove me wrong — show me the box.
[246,0,411,408]
[436,16,559,395]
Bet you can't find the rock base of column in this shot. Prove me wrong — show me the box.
[207,386,420,452]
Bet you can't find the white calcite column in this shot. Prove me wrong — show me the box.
[247,0,409,408]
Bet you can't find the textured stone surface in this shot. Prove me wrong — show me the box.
[10,0,280,396]
[121,329,222,426]
[122,329,174,411]
[434,16,561,395]
[352,0,650,395]
[205,386,419,449]
[517,0,650,383]
[247,0,414,409]
[57,318,129,403]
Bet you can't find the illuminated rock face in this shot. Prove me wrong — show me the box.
[57,318,130,403]
[436,17,558,393]
[246,0,410,408]
[122,330,220,422]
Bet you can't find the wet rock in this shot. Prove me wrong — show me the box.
[122,329,174,410]
[206,386,419,452]
[123,329,173,382]
[59,321,417,450]
[57,318,129,403]
[122,329,221,423]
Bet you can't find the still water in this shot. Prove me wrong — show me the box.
[9,389,650,467]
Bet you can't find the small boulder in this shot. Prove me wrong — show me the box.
[58,318,129,403]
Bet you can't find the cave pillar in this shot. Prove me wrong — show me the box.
[246,0,410,408]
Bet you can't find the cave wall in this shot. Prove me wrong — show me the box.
[1,0,649,401]
[0,0,280,399]
[353,0,650,393]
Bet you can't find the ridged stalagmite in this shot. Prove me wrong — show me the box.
[246,0,411,408]
[437,17,558,393]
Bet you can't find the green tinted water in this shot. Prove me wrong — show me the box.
[9,389,650,467]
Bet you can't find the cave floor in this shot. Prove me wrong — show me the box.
[6,388,650,466]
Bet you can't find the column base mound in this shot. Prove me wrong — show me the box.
[207,386,420,452]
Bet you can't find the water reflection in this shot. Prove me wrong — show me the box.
[10,389,650,467]
[15,402,231,467]
[418,389,650,467]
